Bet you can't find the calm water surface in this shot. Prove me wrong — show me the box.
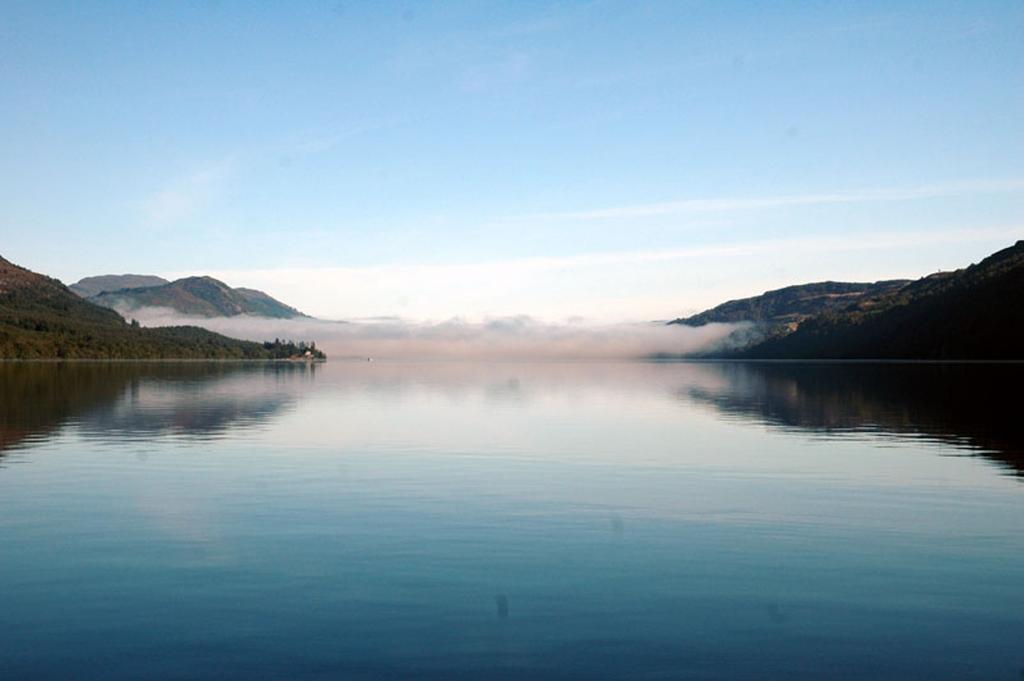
[1,361,1022,680]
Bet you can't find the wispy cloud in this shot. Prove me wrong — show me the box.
[143,160,234,224]
[501,225,1024,268]
[507,178,1024,222]
[165,225,1022,322]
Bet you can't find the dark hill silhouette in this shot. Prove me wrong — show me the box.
[736,240,1024,359]
[670,280,909,336]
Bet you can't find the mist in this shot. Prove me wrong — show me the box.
[122,307,746,359]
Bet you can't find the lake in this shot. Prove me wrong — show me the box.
[1,361,1022,680]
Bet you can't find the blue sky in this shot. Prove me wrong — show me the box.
[1,1,1022,320]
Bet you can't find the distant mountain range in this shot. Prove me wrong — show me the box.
[674,240,1024,360]
[71,274,307,319]
[0,256,322,359]
[69,274,169,298]
[5,241,1022,360]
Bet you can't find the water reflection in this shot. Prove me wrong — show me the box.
[684,362,1024,477]
[1,360,1022,680]
[0,362,315,459]
[3,360,1023,479]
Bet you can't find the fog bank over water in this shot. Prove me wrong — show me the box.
[123,307,744,359]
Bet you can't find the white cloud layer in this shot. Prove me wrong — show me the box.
[123,309,745,360]
[506,178,1024,222]
[162,226,1023,322]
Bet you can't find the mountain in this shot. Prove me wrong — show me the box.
[88,276,307,319]
[670,280,910,335]
[0,255,323,359]
[70,274,169,298]
[734,240,1024,359]
[234,287,306,318]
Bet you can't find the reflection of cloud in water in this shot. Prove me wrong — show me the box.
[4,360,1022,481]
[81,371,305,441]
[0,362,320,561]
[303,360,729,405]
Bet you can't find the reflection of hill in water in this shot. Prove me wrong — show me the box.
[6,360,1022,478]
[687,362,1024,477]
[0,362,314,457]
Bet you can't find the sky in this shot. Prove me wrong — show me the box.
[1,0,1022,322]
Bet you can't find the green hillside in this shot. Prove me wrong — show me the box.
[89,276,306,318]
[0,256,323,360]
[69,274,169,298]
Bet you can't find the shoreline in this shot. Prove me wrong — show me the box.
[0,357,328,364]
[2,357,1021,365]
